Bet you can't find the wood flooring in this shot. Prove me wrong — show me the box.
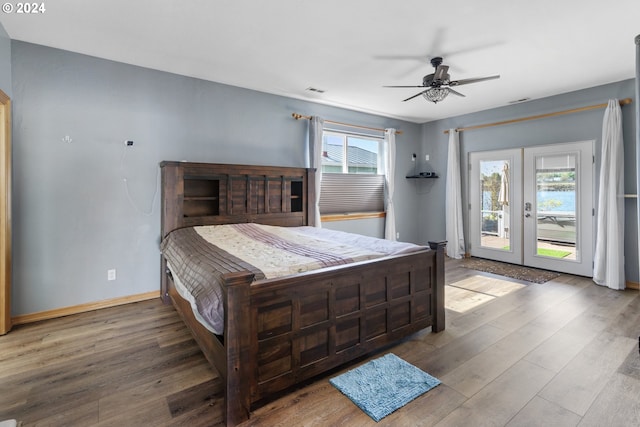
[1,259,639,426]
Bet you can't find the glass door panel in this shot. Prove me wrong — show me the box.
[480,160,510,251]
[535,153,577,260]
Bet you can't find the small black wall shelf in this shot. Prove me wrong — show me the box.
[406,173,438,179]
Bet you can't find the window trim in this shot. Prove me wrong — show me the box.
[321,212,386,222]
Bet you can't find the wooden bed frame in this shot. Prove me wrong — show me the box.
[160,161,445,426]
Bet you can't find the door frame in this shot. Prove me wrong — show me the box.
[0,89,11,335]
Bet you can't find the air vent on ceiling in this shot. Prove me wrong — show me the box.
[508,97,531,104]
[306,87,326,93]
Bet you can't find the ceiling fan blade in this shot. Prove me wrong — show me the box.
[448,88,466,97]
[449,75,500,86]
[373,54,428,61]
[402,91,428,102]
[433,65,449,81]
[383,85,428,88]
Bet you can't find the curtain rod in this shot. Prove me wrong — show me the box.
[291,113,403,135]
[444,98,633,134]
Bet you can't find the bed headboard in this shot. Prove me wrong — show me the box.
[160,161,316,238]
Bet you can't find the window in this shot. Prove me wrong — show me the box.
[319,131,385,215]
[322,132,381,174]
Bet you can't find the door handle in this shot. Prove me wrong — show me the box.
[525,213,531,218]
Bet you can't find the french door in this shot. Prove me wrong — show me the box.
[469,149,523,264]
[469,141,594,276]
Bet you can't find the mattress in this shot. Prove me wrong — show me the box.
[161,223,427,334]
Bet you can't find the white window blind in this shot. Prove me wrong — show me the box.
[319,173,385,214]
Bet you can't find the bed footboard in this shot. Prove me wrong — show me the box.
[166,242,446,426]
[218,240,446,425]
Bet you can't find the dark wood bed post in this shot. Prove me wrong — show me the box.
[428,240,447,333]
[306,168,316,227]
[222,271,254,426]
[160,163,182,304]
[160,257,170,304]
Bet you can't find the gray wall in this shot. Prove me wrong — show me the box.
[10,41,422,316]
[10,39,638,316]
[418,80,638,282]
[0,22,10,96]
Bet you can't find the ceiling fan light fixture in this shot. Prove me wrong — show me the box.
[423,87,450,103]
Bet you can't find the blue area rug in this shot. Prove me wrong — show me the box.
[329,353,441,422]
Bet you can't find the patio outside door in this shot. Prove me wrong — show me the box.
[469,141,594,276]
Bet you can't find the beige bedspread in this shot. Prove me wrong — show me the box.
[161,223,426,334]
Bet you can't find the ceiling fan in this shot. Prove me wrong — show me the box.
[384,57,500,103]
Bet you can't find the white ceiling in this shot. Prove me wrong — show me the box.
[1,0,639,123]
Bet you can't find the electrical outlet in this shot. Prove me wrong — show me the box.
[396,232,400,239]
[425,154,430,161]
[107,269,116,281]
